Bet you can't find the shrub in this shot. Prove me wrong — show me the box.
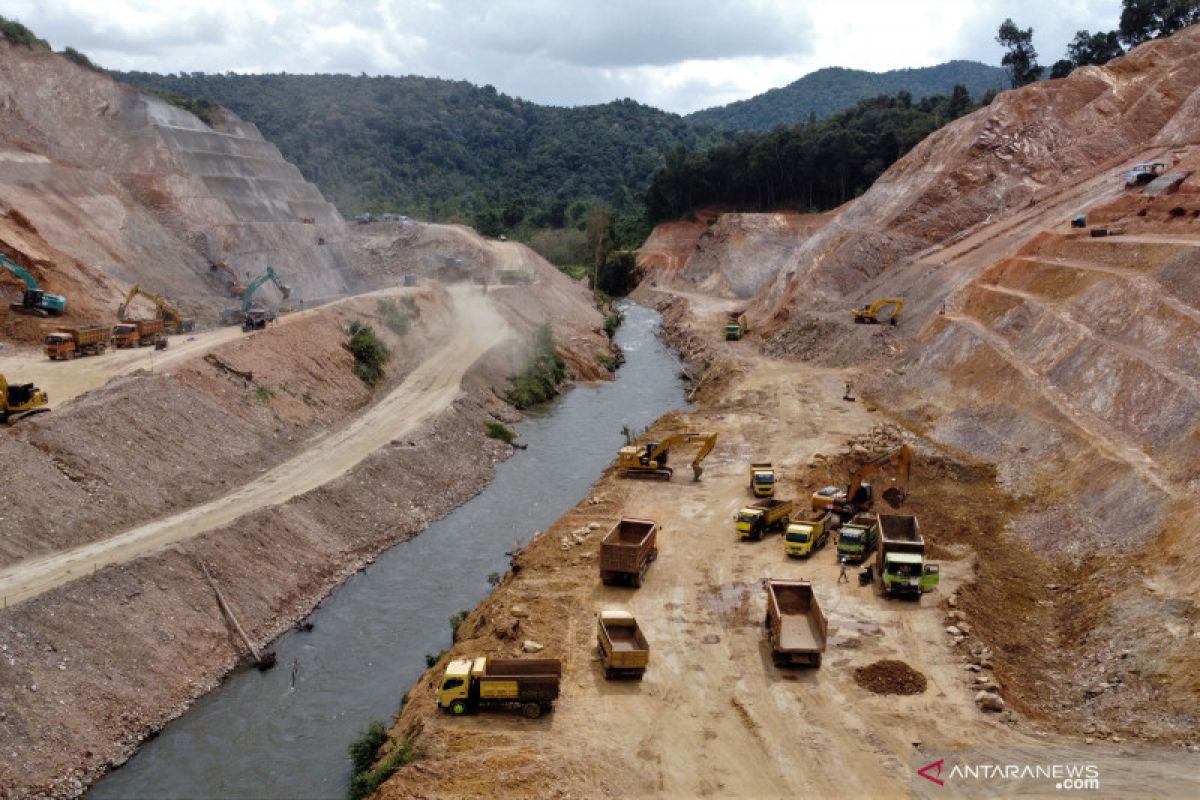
[487,572,502,587]
[253,386,275,402]
[347,321,390,386]
[60,46,103,72]
[595,352,617,371]
[485,420,515,444]
[348,720,388,775]
[424,651,444,668]
[603,311,623,339]
[0,16,49,49]
[377,298,412,336]
[449,609,469,637]
[347,736,421,800]
[505,323,566,409]
[528,227,589,266]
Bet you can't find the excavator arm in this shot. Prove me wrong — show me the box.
[649,432,718,481]
[846,444,911,510]
[117,284,192,333]
[240,267,291,312]
[210,261,246,296]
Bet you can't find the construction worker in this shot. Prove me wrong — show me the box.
[838,556,849,584]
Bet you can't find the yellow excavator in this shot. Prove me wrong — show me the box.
[812,444,911,519]
[618,432,718,481]
[117,284,195,334]
[851,298,905,325]
[1,373,49,425]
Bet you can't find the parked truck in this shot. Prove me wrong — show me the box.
[876,513,940,599]
[599,518,659,587]
[837,513,879,563]
[737,498,793,541]
[784,510,835,558]
[437,657,561,718]
[597,609,650,680]
[765,579,827,667]
[724,312,748,340]
[112,319,165,348]
[749,462,775,497]
[43,325,110,360]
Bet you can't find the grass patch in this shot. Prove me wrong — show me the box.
[378,297,419,336]
[347,321,390,386]
[0,16,49,48]
[253,386,275,402]
[505,323,566,409]
[449,609,469,638]
[60,46,104,72]
[347,735,421,800]
[557,264,589,281]
[498,269,534,285]
[485,420,515,444]
[301,391,317,407]
[348,720,389,775]
[595,352,617,371]
[603,311,623,339]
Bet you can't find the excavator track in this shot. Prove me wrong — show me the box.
[622,467,674,480]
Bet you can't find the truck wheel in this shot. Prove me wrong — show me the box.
[632,573,642,588]
[604,668,615,680]
[811,654,823,668]
[449,700,468,716]
[522,702,542,719]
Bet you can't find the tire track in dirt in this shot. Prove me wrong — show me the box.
[0,288,510,606]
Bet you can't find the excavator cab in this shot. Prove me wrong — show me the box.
[1,374,49,424]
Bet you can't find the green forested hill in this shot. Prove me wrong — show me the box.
[113,71,719,228]
[686,61,1006,130]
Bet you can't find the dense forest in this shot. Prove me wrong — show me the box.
[113,70,719,235]
[685,61,1006,130]
[646,87,985,223]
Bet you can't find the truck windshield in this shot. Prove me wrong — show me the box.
[754,475,773,484]
[840,530,862,544]
[440,677,463,691]
[737,512,759,524]
[786,531,810,543]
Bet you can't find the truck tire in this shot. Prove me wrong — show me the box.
[811,653,822,668]
[449,700,468,716]
[522,702,542,719]
[631,572,642,588]
[604,668,615,680]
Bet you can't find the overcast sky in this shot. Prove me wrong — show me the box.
[6,0,1121,113]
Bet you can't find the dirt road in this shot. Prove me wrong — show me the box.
[0,287,510,606]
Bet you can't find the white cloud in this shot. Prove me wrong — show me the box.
[3,0,1126,112]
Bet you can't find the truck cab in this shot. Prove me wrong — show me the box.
[111,324,139,348]
[724,320,744,340]
[750,463,775,497]
[880,553,939,596]
[785,521,826,557]
[43,332,75,360]
[836,517,877,563]
[737,508,766,540]
[436,658,476,714]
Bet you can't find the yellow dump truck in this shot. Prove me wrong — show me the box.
[437,657,561,719]
[749,462,775,497]
[597,610,650,680]
[44,325,110,360]
[784,510,835,558]
[737,498,793,541]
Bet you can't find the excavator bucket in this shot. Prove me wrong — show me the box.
[692,463,703,482]
[882,487,906,509]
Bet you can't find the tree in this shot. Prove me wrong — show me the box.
[585,207,614,290]
[947,84,972,118]
[1066,29,1124,66]
[1049,59,1076,79]
[996,18,1044,88]
[1119,0,1200,47]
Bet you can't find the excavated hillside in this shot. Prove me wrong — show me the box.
[631,26,1200,748]
[0,39,353,331]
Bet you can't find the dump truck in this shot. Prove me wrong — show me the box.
[112,319,165,348]
[737,498,793,541]
[784,510,835,558]
[765,579,827,667]
[599,518,659,587]
[837,513,879,563]
[724,312,748,340]
[597,609,650,680]
[876,513,939,599]
[436,657,561,718]
[749,462,776,497]
[44,325,110,360]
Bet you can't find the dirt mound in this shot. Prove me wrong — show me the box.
[853,660,928,695]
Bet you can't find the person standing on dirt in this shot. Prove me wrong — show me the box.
[838,556,849,584]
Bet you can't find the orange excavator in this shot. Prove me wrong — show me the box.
[210,260,246,297]
[618,432,718,481]
[812,444,911,520]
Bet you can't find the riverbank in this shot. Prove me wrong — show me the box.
[371,290,1200,799]
[0,275,611,798]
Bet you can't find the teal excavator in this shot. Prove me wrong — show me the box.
[220,267,292,328]
[1,253,66,316]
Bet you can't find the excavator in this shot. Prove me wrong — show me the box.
[219,267,292,327]
[1,373,49,425]
[2,253,66,317]
[209,260,247,297]
[117,284,195,333]
[618,432,718,481]
[812,444,911,520]
[851,298,905,325]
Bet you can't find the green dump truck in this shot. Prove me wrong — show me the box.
[876,513,939,599]
[837,513,878,563]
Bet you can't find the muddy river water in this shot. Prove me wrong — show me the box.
[90,302,688,799]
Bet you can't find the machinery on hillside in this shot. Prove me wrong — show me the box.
[812,444,911,521]
[209,260,247,297]
[117,284,194,334]
[618,432,717,481]
[1,253,66,317]
[219,267,292,327]
[422,254,467,281]
[1,373,49,425]
[724,312,748,340]
[851,298,905,326]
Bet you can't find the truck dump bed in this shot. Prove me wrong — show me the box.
[485,659,562,678]
[766,580,828,660]
[600,518,658,577]
[878,513,920,543]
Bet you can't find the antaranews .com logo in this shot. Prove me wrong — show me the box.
[917,758,1101,791]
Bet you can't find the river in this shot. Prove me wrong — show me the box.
[90,301,688,799]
